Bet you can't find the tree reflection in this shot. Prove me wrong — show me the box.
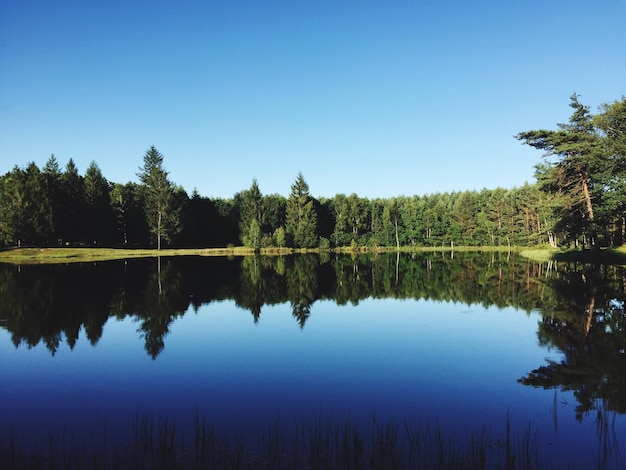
[133,257,186,359]
[237,256,284,323]
[0,263,120,355]
[0,252,602,365]
[3,252,625,426]
[287,255,318,328]
[518,263,626,419]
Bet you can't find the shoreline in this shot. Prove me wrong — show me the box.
[1,245,625,265]
[0,245,518,264]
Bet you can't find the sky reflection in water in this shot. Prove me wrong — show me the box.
[0,299,582,463]
[1,255,625,468]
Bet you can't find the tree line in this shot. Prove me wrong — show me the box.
[1,94,624,249]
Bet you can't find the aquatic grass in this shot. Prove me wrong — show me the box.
[0,409,619,469]
[0,426,24,470]
[594,403,625,470]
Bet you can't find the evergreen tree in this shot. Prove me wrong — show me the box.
[0,163,53,245]
[595,97,626,244]
[137,146,180,249]
[517,94,604,247]
[43,155,63,242]
[285,172,318,248]
[110,182,148,245]
[181,189,215,247]
[59,159,85,243]
[84,161,113,244]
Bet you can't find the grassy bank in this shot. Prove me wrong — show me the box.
[3,244,625,265]
[520,246,626,265]
[0,245,519,264]
[0,247,260,264]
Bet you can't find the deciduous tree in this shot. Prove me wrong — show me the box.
[238,179,264,249]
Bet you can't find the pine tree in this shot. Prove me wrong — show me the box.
[0,163,54,245]
[43,155,62,242]
[137,146,180,249]
[59,159,85,243]
[84,161,112,244]
[285,172,318,248]
[516,94,604,247]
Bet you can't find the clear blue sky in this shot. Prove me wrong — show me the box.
[1,1,624,199]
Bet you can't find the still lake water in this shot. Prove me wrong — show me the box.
[1,253,625,468]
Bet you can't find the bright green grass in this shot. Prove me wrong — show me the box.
[520,246,626,265]
[4,245,623,265]
[0,247,257,264]
[0,245,518,264]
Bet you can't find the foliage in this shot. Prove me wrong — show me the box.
[517,94,626,248]
[137,146,181,249]
[2,94,625,250]
[285,172,318,248]
[0,163,53,245]
[238,179,264,249]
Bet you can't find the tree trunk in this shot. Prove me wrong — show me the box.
[578,166,597,248]
[579,170,594,222]
[394,216,399,251]
[157,210,162,251]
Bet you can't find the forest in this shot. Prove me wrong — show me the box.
[1,94,624,250]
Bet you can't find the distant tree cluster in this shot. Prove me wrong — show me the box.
[1,95,624,249]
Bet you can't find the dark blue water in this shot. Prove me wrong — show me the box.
[0,299,615,468]
[1,255,625,468]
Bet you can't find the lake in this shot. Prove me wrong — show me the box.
[1,252,625,469]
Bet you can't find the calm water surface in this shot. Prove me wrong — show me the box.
[1,253,625,468]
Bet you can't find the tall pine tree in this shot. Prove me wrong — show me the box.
[84,161,112,244]
[137,146,180,249]
[285,172,318,248]
[516,94,604,247]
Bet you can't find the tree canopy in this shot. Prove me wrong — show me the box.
[137,146,181,250]
[518,94,626,248]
